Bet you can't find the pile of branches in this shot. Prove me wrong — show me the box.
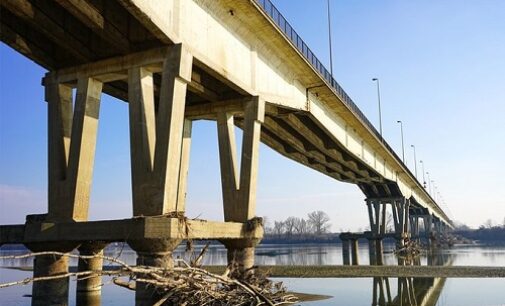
[395,239,421,258]
[0,246,298,306]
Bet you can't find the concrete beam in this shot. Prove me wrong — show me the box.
[0,217,263,245]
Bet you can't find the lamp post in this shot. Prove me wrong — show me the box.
[327,0,333,78]
[426,172,432,195]
[432,181,437,201]
[397,120,405,163]
[411,145,418,179]
[420,160,426,188]
[372,78,383,138]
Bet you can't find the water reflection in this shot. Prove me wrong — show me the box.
[371,252,452,306]
[1,244,504,306]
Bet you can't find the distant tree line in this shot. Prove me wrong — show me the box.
[264,211,332,241]
[454,218,505,243]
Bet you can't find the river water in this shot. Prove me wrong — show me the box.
[1,243,504,305]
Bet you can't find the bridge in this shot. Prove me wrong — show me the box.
[0,0,452,305]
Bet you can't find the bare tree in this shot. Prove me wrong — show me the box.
[273,221,285,238]
[293,218,308,236]
[284,217,297,237]
[307,211,331,235]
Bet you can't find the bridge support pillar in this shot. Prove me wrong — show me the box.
[76,242,107,306]
[423,214,434,248]
[372,277,392,306]
[45,74,103,222]
[123,44,192,305]
[31,253,70,306]
[409,215,420,244]
[368,239,377,265]
[24,215,79,306]
[127,44,193,216]
[342,239,351,265]
[128,239,181,306]
[217,96,265,274]
[221,238,261,275]
[351,239,359,265]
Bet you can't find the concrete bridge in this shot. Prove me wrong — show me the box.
[0,0,452,305]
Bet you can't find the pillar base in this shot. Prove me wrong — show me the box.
[25,242,77,306]
[351,239,359,265]
[76,242,107,306]
[221,239,260,277]
[128,239,181,306]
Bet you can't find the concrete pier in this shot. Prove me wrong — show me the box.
[76,242,107,306]
[351,239,359,265]
[31,253,70,306]
[128,239,181,306]
[342,239,351,265]
[224,243,256,273]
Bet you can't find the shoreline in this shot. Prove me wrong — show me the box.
[204,265,505,278]
[4,265,505,278]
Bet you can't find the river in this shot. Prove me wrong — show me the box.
[1,243,504,305]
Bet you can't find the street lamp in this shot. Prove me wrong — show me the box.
[411,145,418,179]
[426,172,432,194]
[431,180,436,200]
[420,160,426,188]
[372,78,383,138]
[397,120,405,163]
[326,0,334,78]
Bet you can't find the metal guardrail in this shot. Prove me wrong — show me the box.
[254,0,450,223]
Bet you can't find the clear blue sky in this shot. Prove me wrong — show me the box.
[1,0,504,230]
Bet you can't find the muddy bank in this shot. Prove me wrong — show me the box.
[204,265,505,278]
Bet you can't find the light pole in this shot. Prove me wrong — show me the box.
[372,78,383,138]
[431,181,437,200]
[427,172,432,195]
[420,160,426,188]
[327,0,333,78]
[397,120,405,163]
[411,145,418,179]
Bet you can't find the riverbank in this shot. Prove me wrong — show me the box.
[204,265,505,278]
[5,264,505,278]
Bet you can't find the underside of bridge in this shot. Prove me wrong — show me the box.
[1,0,389,184]
[0,0,393,186]
[0,1,453,305]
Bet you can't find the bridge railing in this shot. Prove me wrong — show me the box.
[254,0,448,222]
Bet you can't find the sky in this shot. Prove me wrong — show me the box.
[1,0,504,230]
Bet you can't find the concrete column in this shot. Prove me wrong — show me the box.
[25,218,77,306]
[32,254,70,306]
[128,239,181,306]
[222,239,260,276]
[375,239,384,265]
[368,239,377,265]
[128,45,193,216]
[351,239,359,265]
[46,77,103,222]
[76,242,107,306]
[342,239,350,265]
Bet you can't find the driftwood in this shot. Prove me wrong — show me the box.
[0,248,299,306]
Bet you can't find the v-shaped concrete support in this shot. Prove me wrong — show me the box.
[216,97,265,222]
[128,44,193,216]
